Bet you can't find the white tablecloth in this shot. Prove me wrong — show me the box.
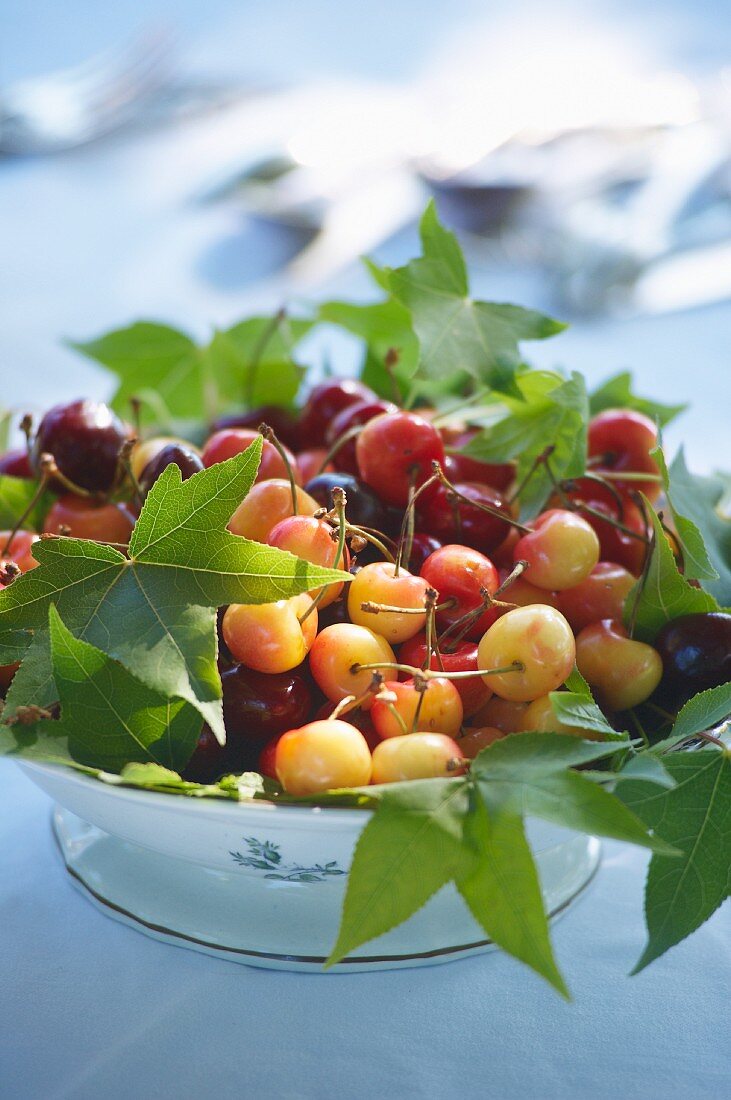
[2,2,730,1096]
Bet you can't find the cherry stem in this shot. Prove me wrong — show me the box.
[433,461,532,534]
[594,470,664,483]
[20,413,34,460]
[38,453,101,501]
[1,470,50,557]
[345,524,396,564]
[245,308,286,411]
[411,676,428,734]
[117,437,143,506]
[259,423,298,515]
[299,488,347,625]
[495,559,528,597]
[360,596,457,616]
[351,660,524,681]
[508,445,555,505]
[329,675,383,720]
[395,470,438,576]
[423,587,439,672]
[0,561,21,585]
[566,471,625,516]
[695,729,729,750]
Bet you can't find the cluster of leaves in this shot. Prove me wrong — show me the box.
[1,202,729,994]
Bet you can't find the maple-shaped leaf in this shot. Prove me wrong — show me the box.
[0,441,350,741]
[383,202,565,395]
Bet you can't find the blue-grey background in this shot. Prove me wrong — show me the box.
[1,3,730,1098]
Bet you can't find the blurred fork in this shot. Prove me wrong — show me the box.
[0,29,174,155]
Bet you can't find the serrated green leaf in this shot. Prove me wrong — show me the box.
[48,606,202,771]
[464,371,588,517]
[207,314,313,410]
[383,202,565,398]
[625,504,718,643]
[318,297,419,401]
[618,749,731,971]
[325,778,473,966]
[615,753,675,788]
[457,795,569,998]
[0,443,351,741]
[549,692,626,740]
[668,682,731,745]
[653,448,718,583]
[564,665,593,695]
[589,371,686,427]
[660,451,731,603]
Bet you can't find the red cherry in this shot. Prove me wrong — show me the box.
[440,428,515,491]
[562,479,647,575]
[210,406,300,450]
[0,529,40,572]
[420,544,499,638]
[325,399,398,475]
[399,633,492,717]
[33,399,131,493]
[0,449,33,479]
[356,412,445,506]
[418,481,511,554]
[201,428,299,483]
[405,533,442,573]
[43,496,136,542]
[296,448,332,484]
[258,736,280,780]
[298,380,376,445]
[588,409,660,501]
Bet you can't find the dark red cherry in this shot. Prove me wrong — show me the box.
[298,380,376,446]
[304,472,390,533]
[440,428,515,492]
[33,399,130,493]
[654,612,731,707]
[0,449,33,479]
[405,533,442,573]
[210,406,300,450]
[183,724,227,783]
[325,399,398,475]
[139,443,204,495]
[418,481,512,554]
[222,664,313,749]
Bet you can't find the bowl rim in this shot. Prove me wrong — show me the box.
[18,760,374,826]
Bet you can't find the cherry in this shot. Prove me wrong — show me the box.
[258,735,280,780]
[440,427,515,491]
[43,496,136,543]
[130,436,181,480]
[405,533,442,573]
[418,481,512,554]
[304,472,390,534]
[267,514,346,607]
[557,562,635,633]
[399,634,492,717]
[325,399,398,475]
[298,380,376,445]
[370,677,464,739]
[201,428,299,483]
[654,612,731,707]
[222,594,318,674]
[477,604,576,702]
[458,726,507,757]
[0,529,39,572]
[420,544,499,638]
[348,561,430,644]
[33,399,130,493]
[496,574,561,612]
[211,406,300,450]
[228,480,319,543]
[139,442,204,494]
[588,409,661,502]
[371,733,466,783]
[468,694,529,732]
[520,694,602,739]
[309,622,396,708]
[0,449,33,479]
[222,664,313,749]
[575,619,662,711]
[183,724,227,783]
[313,701,381,750]
[275,719,372,794]
[561,479,647,575]
[356,411,445,506]
[296,448,332,484]
[513,509,600,591]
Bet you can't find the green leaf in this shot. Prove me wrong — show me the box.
[207,314,313,410]
[471,733,675,854]
[589,371,686,427]
[661,451,731,603]
[383,202,565,397]
[457,795,569,997]
[549,692,626,740]
[318,297,419,401]
[615,753,675,788]
[325,778,474,966]
[464,371,588,517]
[618,748,731,971]
[0,475,49,531]
[48,606,202,771]
[668,682,731,745]
[653,448,718,583]
[0,443,350,741]
[625,504,718,643]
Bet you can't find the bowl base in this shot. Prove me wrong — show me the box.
[52,806,601,973]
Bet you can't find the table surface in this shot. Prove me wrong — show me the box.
[2,2,730,1097]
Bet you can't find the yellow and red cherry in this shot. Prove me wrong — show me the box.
[575,619,663,711]
[228,480,319,543]
[222,594,317,674]
[43,496,136,543]
[275,719,373,795]
[588,409,661,502]
[258,735,280,780]
[267,515,347,608]
[201,428,300,482]
[0,529,40,572]
[468,694,530,732]
[513,509,600,591]
[496,573,561,611]
[309,622,396,708]
[130,436,181,480]
[371,676,464,740]
[399,634,492,717]
[561,480,647,575]
[557,562,636,633]
[420,544,499,638]
[458,725,507,757]
[355,411,445,506]
[347,561,430,644]
[477,604,576,702]
[371,733,466,783]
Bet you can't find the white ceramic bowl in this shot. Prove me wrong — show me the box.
[21,761,600,972]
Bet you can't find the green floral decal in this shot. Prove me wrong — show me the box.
[230,837,346,883]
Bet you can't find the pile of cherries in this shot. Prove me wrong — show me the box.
[1,383,729,795]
